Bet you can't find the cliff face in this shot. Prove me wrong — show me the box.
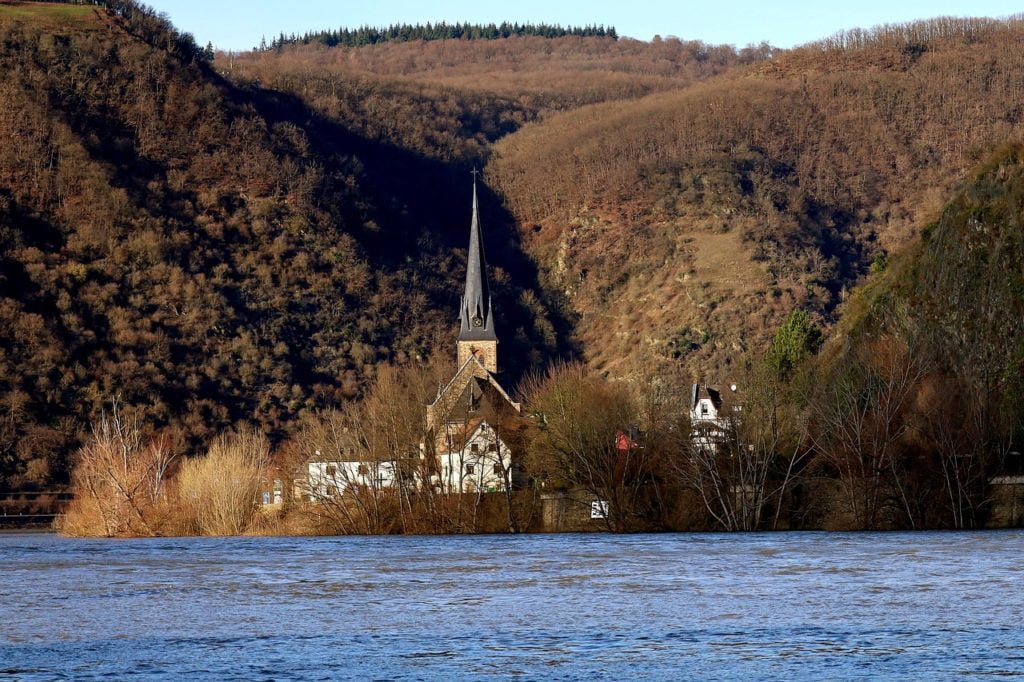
[487,17,1024,382]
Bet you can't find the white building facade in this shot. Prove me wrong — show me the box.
[437,420,512,494]
[305,459,398,499]
[690,383,740,454]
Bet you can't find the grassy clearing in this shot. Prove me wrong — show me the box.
[0,2,97,29]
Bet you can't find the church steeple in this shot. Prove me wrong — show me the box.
[457,172,498,372]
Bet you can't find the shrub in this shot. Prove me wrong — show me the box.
[176,429,269,535]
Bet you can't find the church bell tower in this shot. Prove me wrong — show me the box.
[457,174,498,373]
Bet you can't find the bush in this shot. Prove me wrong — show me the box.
[176,429,269,535]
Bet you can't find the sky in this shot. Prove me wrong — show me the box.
[147,0,1023,52]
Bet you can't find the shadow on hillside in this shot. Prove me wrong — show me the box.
[225,75,580,384]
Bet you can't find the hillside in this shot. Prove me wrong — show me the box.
[0,2,565,486]
[225,36,773,162]
[487,17,1024,380]
[802,143,1024,527]
[5,4,1024,492]
[832,142,1024,404]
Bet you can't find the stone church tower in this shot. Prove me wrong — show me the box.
[425,175,520,433]
[456,177,498,373]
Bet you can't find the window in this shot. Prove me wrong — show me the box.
[358,464,369,476]
[326,465,337,477]
[493,463,502,475]
[487,443,497,452]
[700,403,709,416]
[465,464,475,475]
[471,443,480,453]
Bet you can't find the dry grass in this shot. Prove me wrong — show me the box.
[176,429,270,536]
[0,2,97,29]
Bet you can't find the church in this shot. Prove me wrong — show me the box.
[294,176,525,501]
[424,176,523,494]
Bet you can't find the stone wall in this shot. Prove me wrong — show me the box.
[988,477,1024,527]
[540,490,611,532]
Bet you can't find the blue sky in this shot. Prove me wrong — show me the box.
[148,1,1023,52]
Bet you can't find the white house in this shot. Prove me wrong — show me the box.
[690,383,740,454]
[305,451,398,500]
[436,419,512,494]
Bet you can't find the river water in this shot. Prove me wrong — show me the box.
[1,531,1022,680]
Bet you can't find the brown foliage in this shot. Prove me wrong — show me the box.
[58,403,177,537]
[0,9,563,486]
[176,429,269,535]
[520,362,661,531]
[487,16,1024,381]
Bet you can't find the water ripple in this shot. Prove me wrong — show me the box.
[2,530,1024,679]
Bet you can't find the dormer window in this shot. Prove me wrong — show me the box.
[701,403,709,416]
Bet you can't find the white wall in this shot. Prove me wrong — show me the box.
[437,421,511,494]
[306,460,397,499]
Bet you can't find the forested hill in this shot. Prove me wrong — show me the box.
[4,1,1024,494]
[807,143,1024,520]
[835,141,1024,409]
[487,16,1024,381]
[0,2,565,487]
[227,35,774,145]
[263,22,618,50]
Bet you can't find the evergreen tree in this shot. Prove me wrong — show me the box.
[273,21,620,48]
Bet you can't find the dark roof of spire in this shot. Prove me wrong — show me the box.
[459,176,496,341]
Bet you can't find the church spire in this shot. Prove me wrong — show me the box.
[458,171,496,343]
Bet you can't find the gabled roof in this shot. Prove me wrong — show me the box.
[437,417,503,454]
[691,383,723,410]
[429,353,520,413]
[426,353,521,432]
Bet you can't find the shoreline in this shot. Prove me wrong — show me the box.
[32,522,1024,540]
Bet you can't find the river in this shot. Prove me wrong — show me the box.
[2,531,1022,680]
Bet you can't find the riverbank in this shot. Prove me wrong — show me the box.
[53,480,1024,539]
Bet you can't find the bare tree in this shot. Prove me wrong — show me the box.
[811,336,930,529]
[294,408,401,535]
[61,400,177,537]
[291,361,453,534]
[522,362,656,532]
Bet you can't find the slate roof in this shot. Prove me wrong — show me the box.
[691,383,723,410]
[458,177,497,342]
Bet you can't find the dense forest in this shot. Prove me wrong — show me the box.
[261,23,619,51]
[0,2,565,490]
[488,16,1024,381]
[1,2,1022,532]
